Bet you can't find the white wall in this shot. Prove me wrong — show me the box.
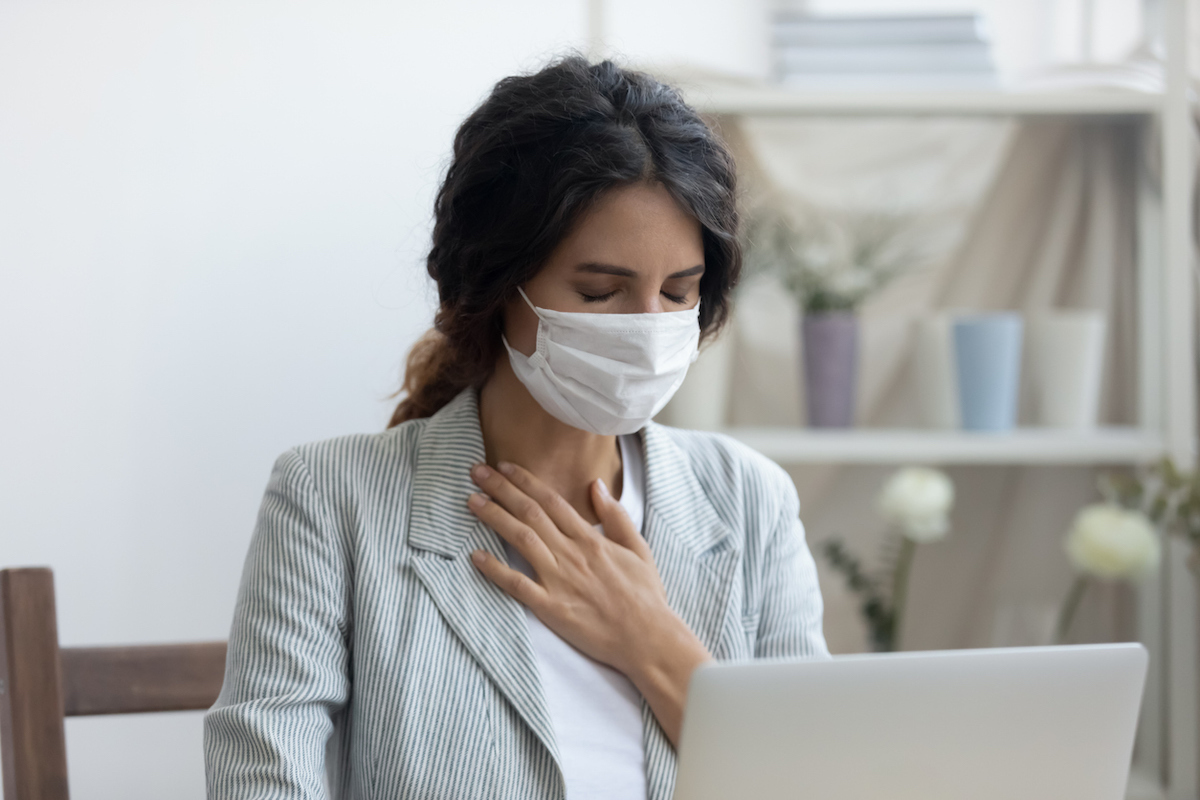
[0,1,764,797]
[606,0,771,78]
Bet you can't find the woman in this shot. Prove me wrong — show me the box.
[205,56,827,800]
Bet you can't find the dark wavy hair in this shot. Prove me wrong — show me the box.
[389,56,742,426]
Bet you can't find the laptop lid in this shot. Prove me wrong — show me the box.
[674,643,1147,800]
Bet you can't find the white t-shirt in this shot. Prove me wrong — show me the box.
[504,433,647,800]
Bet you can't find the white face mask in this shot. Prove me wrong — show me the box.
[502,288,701,435]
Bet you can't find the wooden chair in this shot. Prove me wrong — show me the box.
[0,567,226,800]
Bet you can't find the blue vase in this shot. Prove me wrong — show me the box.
[953,313,1023,432]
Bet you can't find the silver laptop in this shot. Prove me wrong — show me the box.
[674,643,1147,800]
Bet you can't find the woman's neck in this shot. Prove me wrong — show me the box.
[478,357,622,525]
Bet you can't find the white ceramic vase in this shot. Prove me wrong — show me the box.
[913,314,960,429]
[1027,311,1107,428]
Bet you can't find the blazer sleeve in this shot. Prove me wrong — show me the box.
[754,483,830,660]
[204,448,352,799]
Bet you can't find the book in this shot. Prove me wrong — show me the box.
[775,42,994,74]
[777,72,998,91]
[772,13,988,47]
[769,12,997,88]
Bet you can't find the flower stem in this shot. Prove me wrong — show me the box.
[1055,576,1089,644]
[891,537,918,651]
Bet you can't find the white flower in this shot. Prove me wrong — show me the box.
[878,467,955,543]
[826,267,874,297]
[1065,504,1161,581]
[798,241,837,276]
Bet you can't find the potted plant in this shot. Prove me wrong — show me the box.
[822,466,956,651]
[1055,457,1200,642]
[1101,458,1200,574]
[1055,503,1161,643]
[744,207,918,427]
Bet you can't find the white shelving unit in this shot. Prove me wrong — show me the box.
[688,84,1165,117]
[674,3,1196,798]
[724,427,1166,465]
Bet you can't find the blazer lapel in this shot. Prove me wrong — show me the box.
[637,423,743,800]
[405,390,561,771]
[405,398,741,800]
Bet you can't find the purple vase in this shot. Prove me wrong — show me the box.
[802,312,859,428]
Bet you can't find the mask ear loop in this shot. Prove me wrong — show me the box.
[517,287,545,320]
[515,286,550,363]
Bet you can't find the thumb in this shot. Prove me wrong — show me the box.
[591,478,650,558]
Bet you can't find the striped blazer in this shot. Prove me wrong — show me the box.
[204,388,828,800]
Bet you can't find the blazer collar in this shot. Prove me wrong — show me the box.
[406,390,742,800]
[407,387,490,558]
[639,423,742,800]
[406,393,738,561]
[405,389,562,774]
[640,422,737,561]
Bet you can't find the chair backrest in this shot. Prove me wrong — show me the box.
[0,567,226,800]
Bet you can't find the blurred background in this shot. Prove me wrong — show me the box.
[1,0,1197,798]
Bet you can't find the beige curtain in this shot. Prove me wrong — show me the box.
[711,115,1146,654]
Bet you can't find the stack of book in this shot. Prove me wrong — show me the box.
[772,13,997,90]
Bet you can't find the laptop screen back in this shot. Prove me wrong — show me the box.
[674,644,1147,800]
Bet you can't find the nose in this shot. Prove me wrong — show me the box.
[631,291,665,314]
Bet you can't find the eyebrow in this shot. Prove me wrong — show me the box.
[575,262,705,279]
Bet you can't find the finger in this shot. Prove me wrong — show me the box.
[467,492,557,575]
[495,461,591,539]
[470,463,564,542]
[590,478,652,559]
[471,549,548,610]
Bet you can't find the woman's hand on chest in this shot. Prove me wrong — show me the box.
[466,461,710,746]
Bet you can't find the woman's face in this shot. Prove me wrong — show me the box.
[504,181,705,357]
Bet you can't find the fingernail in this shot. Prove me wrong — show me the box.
[498,462,515,476]
[596,478,611,498]
[471,550,486,566]
[471,464,490,481]
[468,492,487,510]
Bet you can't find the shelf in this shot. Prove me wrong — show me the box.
[724,426,1166,465]
[682,84,1163,117]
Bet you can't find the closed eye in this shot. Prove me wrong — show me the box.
[661,291,688,304]
[580,290,618,303]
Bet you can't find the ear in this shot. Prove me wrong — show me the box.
[502,284,538,357]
